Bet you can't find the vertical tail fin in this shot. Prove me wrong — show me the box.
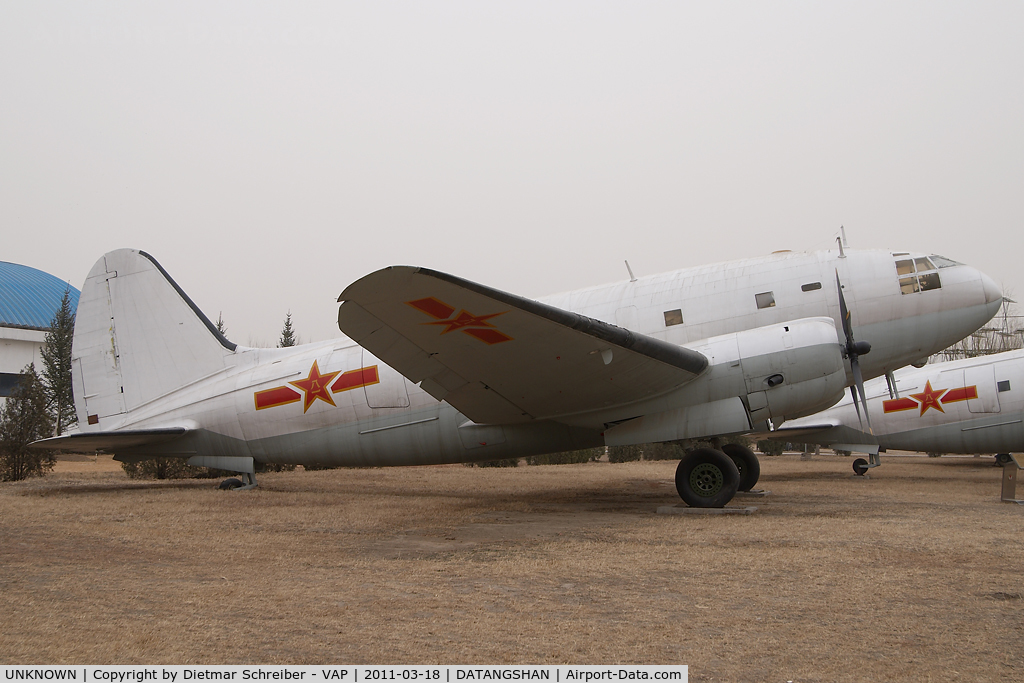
[72,249,236,427]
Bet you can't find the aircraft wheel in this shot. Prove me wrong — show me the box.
[722,443,761,491]
[852,458,869,476]
[218,477,244,490]
[675,448,740,508]
[996,453,1012,466]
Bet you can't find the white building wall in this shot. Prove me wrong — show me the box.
[1,326,48,406]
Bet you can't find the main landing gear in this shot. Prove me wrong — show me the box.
[675,445,762,508]
[218,472,258,490]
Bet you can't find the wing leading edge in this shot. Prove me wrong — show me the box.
[338,266,708,424]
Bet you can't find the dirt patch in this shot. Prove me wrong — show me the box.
[2,455,1023,680]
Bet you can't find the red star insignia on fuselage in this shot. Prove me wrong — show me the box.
[289,360,341,413]
[424,310,506,334]
[909,381,948,416]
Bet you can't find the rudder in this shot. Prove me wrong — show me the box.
[72,249,236,427]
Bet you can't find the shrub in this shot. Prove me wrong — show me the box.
[756,439,785,456]
[642,442,686,461]
[527,447,603,465]
[608,445,643,463]
[469,458,521,468]
[121,459,239,479]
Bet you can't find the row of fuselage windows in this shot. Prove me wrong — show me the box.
[662,256,953,328]
[663,280,824,327]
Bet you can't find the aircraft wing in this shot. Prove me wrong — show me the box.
[29,427,190,452]
[770,420,879,451]
[338,266,708,424]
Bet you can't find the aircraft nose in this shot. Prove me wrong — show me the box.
[980,271,1001,305]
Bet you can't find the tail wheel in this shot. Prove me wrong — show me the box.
[675,448,740,508]
[852,458,869,476]
[721,443,761,491]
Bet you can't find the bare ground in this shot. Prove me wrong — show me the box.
[2,454,1023,681]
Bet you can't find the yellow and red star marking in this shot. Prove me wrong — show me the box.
[909,381,949,416]
[424,310,506,334]
[289,360,342,412]
[883,382,979,416]
[407,297,513,345]
[254,362,382,411]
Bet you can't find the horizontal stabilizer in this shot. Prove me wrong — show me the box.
[338,266,708,424]
[29,427,189,452]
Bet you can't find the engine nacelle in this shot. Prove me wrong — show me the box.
[604,317,847,445]
[731,316,848,424]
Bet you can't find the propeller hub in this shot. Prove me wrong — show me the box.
[849,340,871,357]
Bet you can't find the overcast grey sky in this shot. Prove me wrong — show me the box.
[2,2,1021,345]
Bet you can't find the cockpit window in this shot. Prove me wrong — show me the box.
[896,257,942,295]
[918,272,941,291]
[896,259,915,275]
[930,255,962,268]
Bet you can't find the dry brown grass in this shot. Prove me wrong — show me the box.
[3,453,1024,681]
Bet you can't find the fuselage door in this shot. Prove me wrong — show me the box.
[361,348,411,409]
[965,364,1001,414]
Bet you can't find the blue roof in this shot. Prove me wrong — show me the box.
[0,261,81,331]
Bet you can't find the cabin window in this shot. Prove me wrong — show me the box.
[896,259,915,275]
[801,282,822,292]
[663,309,683,326]
[998,380,1011,392]
[900,277,919,295]
[755,291,776,309]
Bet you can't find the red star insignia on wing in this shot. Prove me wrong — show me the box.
[289,360,341,413]
[910,380,948,416]
[424,310,506,334]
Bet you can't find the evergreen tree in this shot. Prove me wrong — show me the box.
[0,365,56,481]
[41,287,77,435]
[278,311,297,348]
[215,311,227,336]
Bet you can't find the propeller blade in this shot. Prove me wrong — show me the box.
[835,270,854,347]
[836,269,873,433]
[851,355,873,434]
[850,385,864,430]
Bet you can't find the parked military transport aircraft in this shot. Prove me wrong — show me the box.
[32,248,1001,507]
[774,348,1023,474]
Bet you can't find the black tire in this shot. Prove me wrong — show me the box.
[852,458,869,476]
[675,448,740,508]
[722,443,761,492]
[218,477,244,490]
[996,453,1012,466]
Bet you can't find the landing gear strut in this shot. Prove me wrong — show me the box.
[675,448,740,508]
[852,451,881,476]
